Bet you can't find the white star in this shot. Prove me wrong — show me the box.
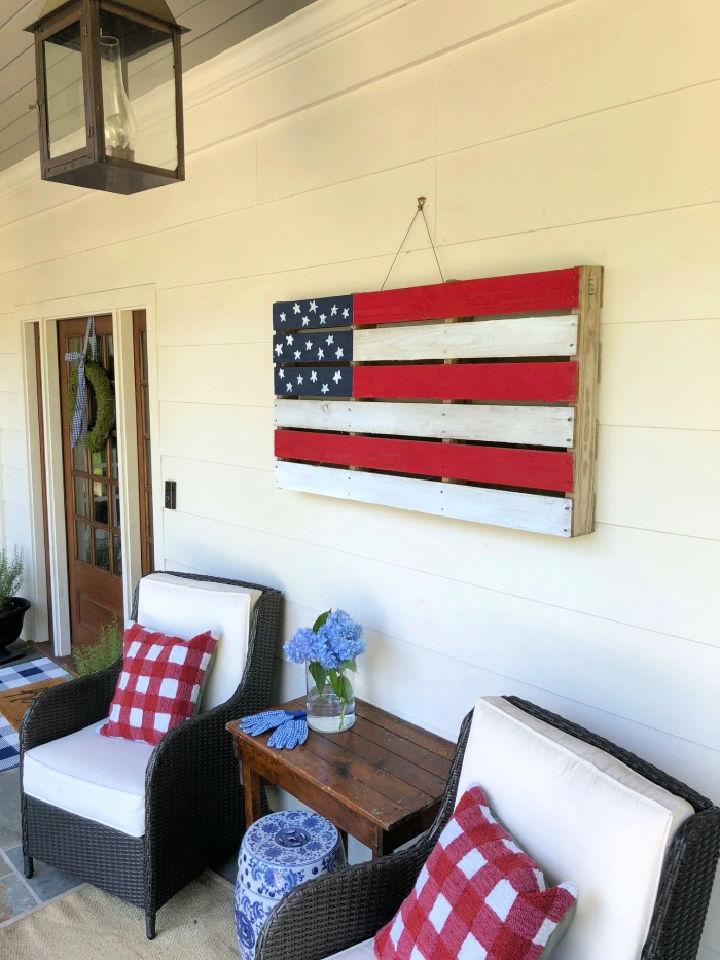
[278,369,285,379]
[279,311,286,323]
[296,374,303,385]
[286,382,292,392]
[326,334,334,345]
[293,303,300,314]
[319,317,327,325]
[294,350,301,360]
[317,348,325,360]
[335,347,344,359]
[330,305,338,316]
[310,371,318,383]
[342,307,350,318]
[275,343,283,356]
[305,341,313,350]
[321,383,329,394]
[319,313,326,322]
[286,334,294,345]
[301,316,310,327]
[332,370,342,383]
[309,300,318,312]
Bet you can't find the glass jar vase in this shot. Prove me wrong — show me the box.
[306,661,356,733]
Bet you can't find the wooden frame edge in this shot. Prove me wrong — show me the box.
[571,264,603,536]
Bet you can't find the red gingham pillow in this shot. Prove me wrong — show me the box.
[100,623,217,745]
[374,785,576,960]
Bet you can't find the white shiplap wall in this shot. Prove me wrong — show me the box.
[0,0,719,954]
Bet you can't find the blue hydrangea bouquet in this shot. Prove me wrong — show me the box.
[285,609,364,733]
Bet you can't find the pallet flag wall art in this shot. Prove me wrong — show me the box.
[273,266,602,537]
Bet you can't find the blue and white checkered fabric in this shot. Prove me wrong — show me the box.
[0,657,71,773]
[0,656,69,692]
[65,315,98,449]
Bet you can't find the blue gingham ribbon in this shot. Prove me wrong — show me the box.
[239,709,309,749]
[65,316,97,448]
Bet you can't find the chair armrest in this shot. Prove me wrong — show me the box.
[20,660,121,754]
[256,843,429,960]
[256,708,474,960]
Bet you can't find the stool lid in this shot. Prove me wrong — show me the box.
[243,810,339,868]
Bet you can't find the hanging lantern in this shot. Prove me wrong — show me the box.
[26,1,188,195]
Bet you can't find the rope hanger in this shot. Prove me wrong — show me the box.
[381,196,446,291]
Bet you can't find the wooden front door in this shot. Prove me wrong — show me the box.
[58,316,123,647]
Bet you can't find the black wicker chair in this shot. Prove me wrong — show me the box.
[256,697,720,960]
[20,571,282,939]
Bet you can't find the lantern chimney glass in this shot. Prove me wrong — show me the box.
[99,10,178,171]
[100,36,137,160]
[44,20,86,158]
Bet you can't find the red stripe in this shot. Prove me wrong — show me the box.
[275,430,573,492]
[354,361,577,402]
[354,268,579,326]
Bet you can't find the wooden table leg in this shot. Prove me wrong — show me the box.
[242,758,264,829]
[371,828,386,860]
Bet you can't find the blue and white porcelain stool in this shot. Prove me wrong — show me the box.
[234,810,346,959]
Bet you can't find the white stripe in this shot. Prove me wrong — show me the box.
[275,399,573,447]
[354,315,577,362]
[275,462,572,536]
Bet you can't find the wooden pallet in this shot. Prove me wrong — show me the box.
[272,266,602,537]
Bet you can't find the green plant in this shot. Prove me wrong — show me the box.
[0,546,24,611]
[73,617,123,676]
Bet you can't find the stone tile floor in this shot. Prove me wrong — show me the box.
[0,768,82,925]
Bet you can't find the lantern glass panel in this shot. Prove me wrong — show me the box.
[99,9,178,171]
[44,20,86,159]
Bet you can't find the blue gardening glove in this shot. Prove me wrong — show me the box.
[239,710,292,736]
[239,709,308,739]
[267,715,309,750]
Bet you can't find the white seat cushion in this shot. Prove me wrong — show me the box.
[457,698,694,960]
[23,719,153,838]
[136,573,262,711]
[323,940,374,959]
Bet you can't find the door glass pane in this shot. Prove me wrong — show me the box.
[91,447,107,477]
[110,436,118,480]
[142,392,150,435]
[93,481,109,524]
[76,521,91,563]
[106,335,115,379]
[67,335,82,354]
[73,476,89,518]
[94,528,110,571]
[44,22,86,159]
[113,535,122,575]
[72,442,87,472]
[112,487,120,528]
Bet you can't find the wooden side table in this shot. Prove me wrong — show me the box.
[227,697,454,858]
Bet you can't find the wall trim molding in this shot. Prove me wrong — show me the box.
[0,0,410,200]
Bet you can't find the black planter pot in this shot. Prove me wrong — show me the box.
[0,597,31,652]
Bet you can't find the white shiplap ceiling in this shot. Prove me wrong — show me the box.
[0,0,314,174]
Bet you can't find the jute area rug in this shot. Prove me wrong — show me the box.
[0,872,238,959]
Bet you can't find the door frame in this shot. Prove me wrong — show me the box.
[18,285,162,656]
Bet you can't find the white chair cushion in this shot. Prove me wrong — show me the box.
[456,698,694,960]
[323,940,374,959]
[23,719,153,838]
[136,573,262,711]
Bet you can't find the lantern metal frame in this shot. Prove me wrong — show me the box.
[26,0,188,194]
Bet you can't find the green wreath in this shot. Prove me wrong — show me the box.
[68,360,115,453]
